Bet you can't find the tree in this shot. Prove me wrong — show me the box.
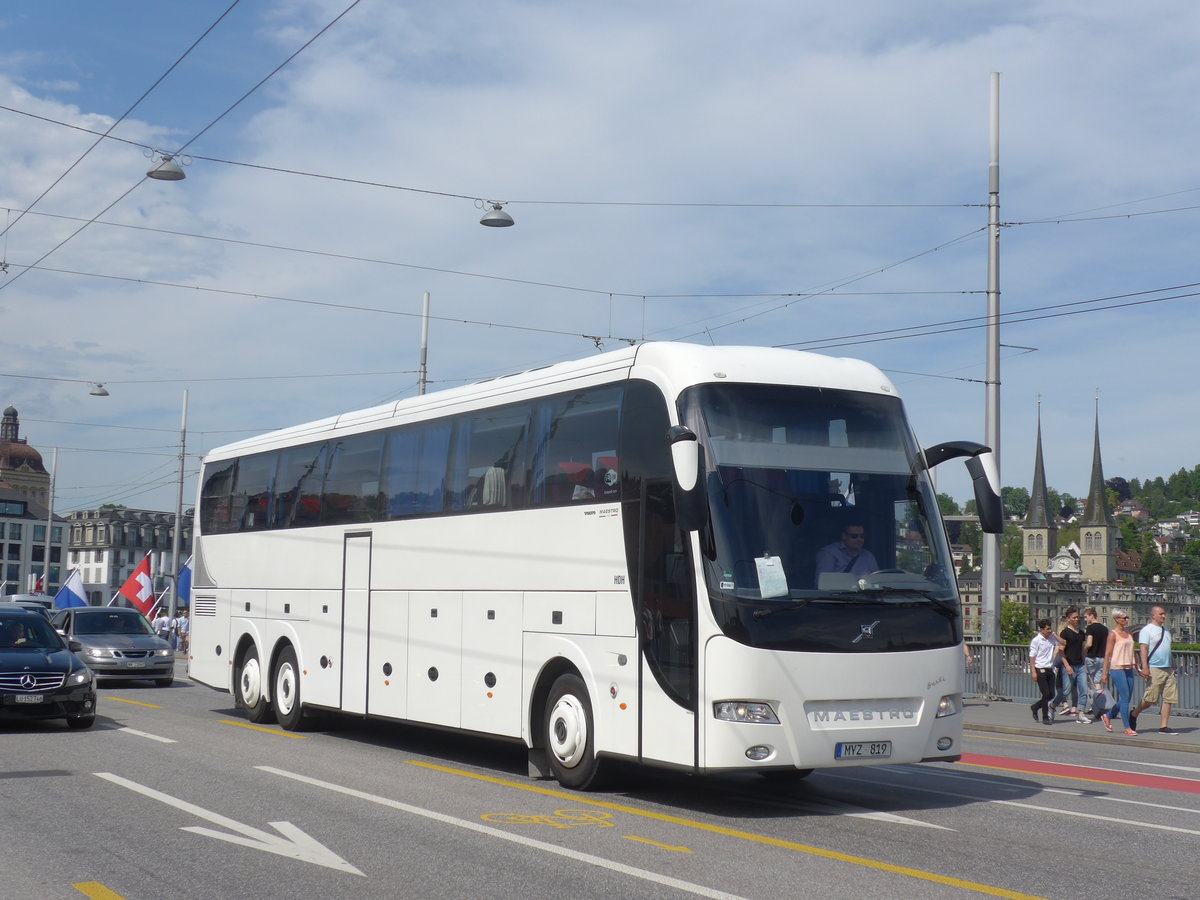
[1105,477,1131,502]
[1002,486,1030,519]
[1001,523,1023,569]
[1139,545,1164,581]
[1001,600,1033,644]
[937,493,961,516]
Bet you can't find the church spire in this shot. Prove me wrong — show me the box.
[1024,400,1053,528]
[1082,400,1113,527]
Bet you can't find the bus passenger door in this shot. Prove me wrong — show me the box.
[341,532,371,715]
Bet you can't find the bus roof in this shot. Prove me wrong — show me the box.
[204,342,895,461]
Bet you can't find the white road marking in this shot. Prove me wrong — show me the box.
[258,765,749,900]
[1095,757,1200,776]
[730,792,953,831]
[94,773,362,875]
[115,727,176,744]
[832,769,1200,837]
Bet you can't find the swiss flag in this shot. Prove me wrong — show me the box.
[118,554,156,616]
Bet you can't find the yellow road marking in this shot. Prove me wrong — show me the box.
[107,697,161,709]
[407,761,1044,899]
[73,883,125,900]
[623,835,692,853]
[218,719,307,739]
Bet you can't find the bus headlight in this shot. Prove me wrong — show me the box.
[713,701,780,724]
[935,694,960,718]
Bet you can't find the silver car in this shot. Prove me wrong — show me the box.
[51,608,174,686]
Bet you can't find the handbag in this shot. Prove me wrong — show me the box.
[1091,684,1110,715]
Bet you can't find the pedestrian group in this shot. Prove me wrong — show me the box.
[1028,604,1179,737]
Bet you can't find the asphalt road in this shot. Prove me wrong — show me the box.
[1,676,1196,900]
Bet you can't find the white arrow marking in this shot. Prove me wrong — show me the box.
[94,773,363,875]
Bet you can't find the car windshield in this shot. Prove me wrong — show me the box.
[0,615,65,650]
[73,612,154,636]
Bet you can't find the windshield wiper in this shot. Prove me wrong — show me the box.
[752,599,810,618]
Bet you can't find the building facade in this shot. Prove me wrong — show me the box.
[0,406,67,594]
[65,508,193,605]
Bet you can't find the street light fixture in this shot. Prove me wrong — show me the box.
[147,151,187,181]
[479,202,514,227]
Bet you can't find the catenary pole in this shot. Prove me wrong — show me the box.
[418,291,430,396]
[981,73,1002,647]
[169,390,188,618]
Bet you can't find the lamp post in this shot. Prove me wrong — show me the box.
[981,72,1002,647]
[169,390,188,618]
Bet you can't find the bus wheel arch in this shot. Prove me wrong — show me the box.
[234,638,274,724]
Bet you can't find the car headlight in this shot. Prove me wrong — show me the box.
[156,648,173,657]
[68,668,94,686]
[713,701,781,724]
[86,647,115,658]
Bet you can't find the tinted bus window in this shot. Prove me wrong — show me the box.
[322,432,385,525]
[230,452,278,533]
[531,386,622,506]
[448,405,530,512]
[200,459,237,534]
[383,421,451,518]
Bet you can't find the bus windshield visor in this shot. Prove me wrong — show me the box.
[679,383,960,652]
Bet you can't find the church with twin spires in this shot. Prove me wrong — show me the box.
[1020,406,1118,582]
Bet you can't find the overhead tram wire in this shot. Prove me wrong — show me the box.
[0,1,242,243]
[0,0,363,297]
[773,283,1200,353]
[0,106,984,214]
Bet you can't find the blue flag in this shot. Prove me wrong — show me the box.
[53,569,89,608]
[176,555,192,609]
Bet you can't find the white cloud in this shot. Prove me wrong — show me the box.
[0,0,1198,512]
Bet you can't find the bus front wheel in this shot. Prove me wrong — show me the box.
[544,674,603,790]
[273,645,306,731]
[237,646,274,724]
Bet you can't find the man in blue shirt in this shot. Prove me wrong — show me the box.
[814,524,879,584]
[1130,605,1179,735]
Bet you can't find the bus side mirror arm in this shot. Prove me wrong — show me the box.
[920,440,1004,535]
[668,426,708,532]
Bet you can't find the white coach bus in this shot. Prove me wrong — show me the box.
[188,343,1001,788]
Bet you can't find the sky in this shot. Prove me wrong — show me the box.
[1,0,1198,516]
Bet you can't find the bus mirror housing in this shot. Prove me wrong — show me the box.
[667,426,708,531]
[920,440,1003,535]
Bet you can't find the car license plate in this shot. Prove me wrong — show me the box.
[15,694,44,704]
[835,741,891,760]
[127,662,146,668]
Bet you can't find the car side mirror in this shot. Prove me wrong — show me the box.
[68,639,84,652]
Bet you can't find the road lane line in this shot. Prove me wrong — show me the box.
[258,765,745,900]
[623,835,693,853]
[115,727,176,744]
[106,697,162,708]
[219,719,307,739]
[73,883,125,900]
[399,761,1042,899]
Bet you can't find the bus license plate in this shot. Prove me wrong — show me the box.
[835,741,891,759]
[15,694,44,704]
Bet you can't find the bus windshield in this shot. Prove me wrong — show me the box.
[679,383,959,653]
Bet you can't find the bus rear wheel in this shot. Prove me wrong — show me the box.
[273,645,306,731]
[237,646,274,724]
[544,674,603,790]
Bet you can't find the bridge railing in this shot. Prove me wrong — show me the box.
[963,643,1200,717]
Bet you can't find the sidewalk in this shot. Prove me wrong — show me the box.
[964,698,1200,754]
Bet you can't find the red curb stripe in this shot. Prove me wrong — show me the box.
[958,752,1200,794]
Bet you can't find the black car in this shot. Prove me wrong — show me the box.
[0,608,97,728]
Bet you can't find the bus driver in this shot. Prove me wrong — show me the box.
[814,524,879,584]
